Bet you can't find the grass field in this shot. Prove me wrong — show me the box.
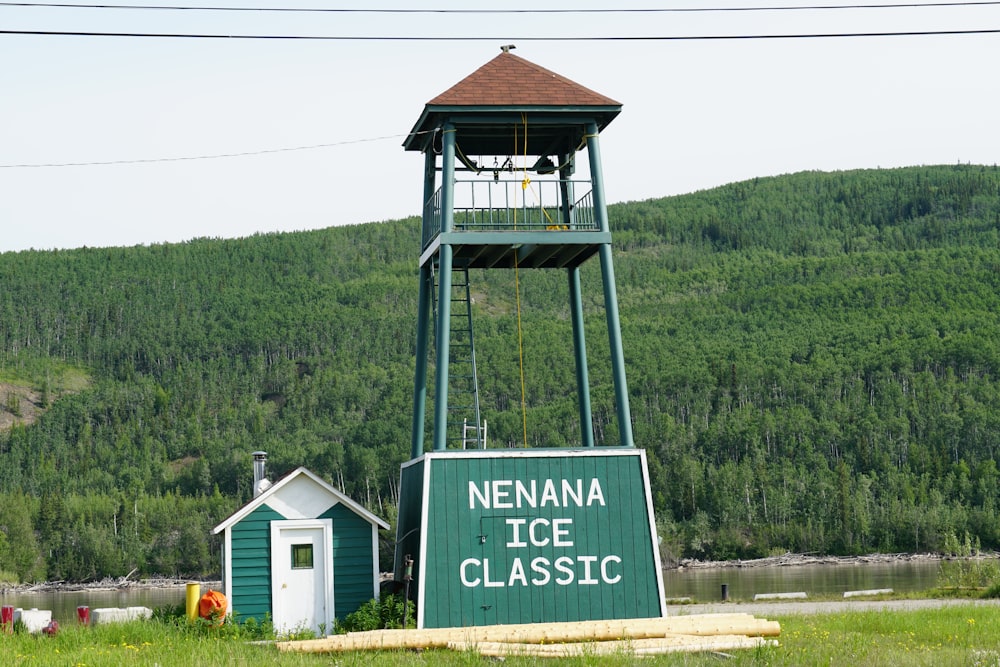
[2,603,998,666]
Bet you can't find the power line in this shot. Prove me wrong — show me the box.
[2,27,999,39]
[3,1,1000,13]
[4,5,997,169]
[0,134,411,169]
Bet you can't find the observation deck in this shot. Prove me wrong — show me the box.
[419,177,610,270]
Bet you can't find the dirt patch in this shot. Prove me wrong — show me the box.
[0,382,44,431]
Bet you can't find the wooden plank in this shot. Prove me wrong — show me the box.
[277,614,781,653]
[454,635,779,657]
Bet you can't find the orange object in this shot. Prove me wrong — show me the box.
[198,589,228,623]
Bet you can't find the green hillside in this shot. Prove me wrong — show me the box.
[2,164,1000,581]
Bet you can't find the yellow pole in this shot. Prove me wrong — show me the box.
[186,583,201,621]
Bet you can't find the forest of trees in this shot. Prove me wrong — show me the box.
[2,164,1000,582]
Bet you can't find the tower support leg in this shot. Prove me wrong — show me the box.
[587,122,634,448]
[569,267,594,447]
[411,264,432,459]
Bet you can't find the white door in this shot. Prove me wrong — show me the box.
[270,519,333,636]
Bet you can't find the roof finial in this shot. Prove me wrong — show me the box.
[500,44,516,53]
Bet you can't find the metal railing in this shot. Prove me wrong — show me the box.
[422,179,597,249]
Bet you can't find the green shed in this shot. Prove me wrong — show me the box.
[212,456,388,635]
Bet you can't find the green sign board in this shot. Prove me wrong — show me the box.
[396,449,665,628]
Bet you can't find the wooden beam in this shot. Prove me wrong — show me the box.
[277,614,781,654]
[454,635,779,657]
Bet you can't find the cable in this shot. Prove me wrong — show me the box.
[513,114,529,449]
[3,28,1000,39]
[4,1,1000,13]
[0,133,419,169]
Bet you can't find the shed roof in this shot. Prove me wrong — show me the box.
[404,51,621,154]
[212,466,389,534]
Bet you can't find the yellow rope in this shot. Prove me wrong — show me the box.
[455,142,481,174]
[514,126,561,230]
[514,114,529,448]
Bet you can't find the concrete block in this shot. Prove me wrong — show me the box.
[844,588,893,598]
[14,608,52,633]
[126,606,153,620]
[90,606,153,625]
[753,592,808,601]
[91,608,130,624]
[90,607,153,625]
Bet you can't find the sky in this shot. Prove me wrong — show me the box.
[1,1,999,253]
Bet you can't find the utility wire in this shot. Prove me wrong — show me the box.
[3,1,1000,13]
[2,27,999,39]
[3,4,997,167]
[0,134,412,169]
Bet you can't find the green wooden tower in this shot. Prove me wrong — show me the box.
[396,49,665,628]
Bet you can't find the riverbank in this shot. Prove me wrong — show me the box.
[2,576,221,595]
[673,551,971,570]
[1,552,963,591]
[674,597,1000,618]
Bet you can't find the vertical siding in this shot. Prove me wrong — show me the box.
[394,460,425,578]
[229,504,285,623]
[320,503,378,622]
[420,451,662,628]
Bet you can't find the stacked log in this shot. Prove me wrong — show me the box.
[455,635,775,658]
[276,614,780,656]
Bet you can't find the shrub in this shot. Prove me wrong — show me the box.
[937,531,1000,590]
[338,593,414,632]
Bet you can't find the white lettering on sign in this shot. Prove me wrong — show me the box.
[460,557,480,587]
[602,555,622,584]
[552,518,573,547]
[468,478,607,509]
[460,556,624,588]
[504,518,575,548]
[483,558,504,588]
[578,555,598,585]
[554,556,575,585]
[462,475,620,590]
[508,558,528,586]
[506,518,528,547]
[530,557,551,585]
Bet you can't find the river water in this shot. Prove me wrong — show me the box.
[2,561,946,625]
[1,586,191,626]
[662,559,943,601]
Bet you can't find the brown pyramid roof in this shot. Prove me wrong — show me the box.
[427,51,620,107]
[404,51,621,153]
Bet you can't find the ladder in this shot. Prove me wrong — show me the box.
[431,263,485,449]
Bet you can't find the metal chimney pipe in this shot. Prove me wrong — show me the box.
[252,451,268,498]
